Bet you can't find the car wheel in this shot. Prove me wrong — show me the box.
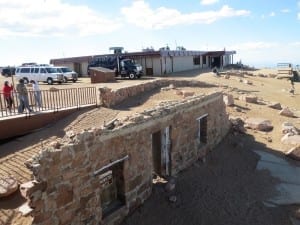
[23,78,29,84]
[129,73,136,79]
[47,78,53,85]
[63,77,68,83]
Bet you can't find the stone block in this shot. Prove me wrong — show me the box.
[281,134,300,145]
[244,118,273,131]
[223,94,234,106]
[285,146,300,161]
[0,176,18,198]
[279,107,294,117]
[20,180,46,200]
[56,184,73,208]
[239,95,257,103]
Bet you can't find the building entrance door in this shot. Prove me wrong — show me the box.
[152,126,171,177]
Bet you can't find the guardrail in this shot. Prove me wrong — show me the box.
[0,87,97,118]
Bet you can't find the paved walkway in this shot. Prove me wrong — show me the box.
[255,150,300,224]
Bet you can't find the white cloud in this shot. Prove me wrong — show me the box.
[269,12,275,17]
[281,9,290,13]
[200,0,219,5]
[290,42,300,46]
[0,0,121,38]
[121,1,250,29]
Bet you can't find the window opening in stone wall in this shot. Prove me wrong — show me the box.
[197,114,208,144]
[99,161,125,219]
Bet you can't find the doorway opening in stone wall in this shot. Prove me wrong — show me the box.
[99,161,126,219]
[197,114,208,145]
[152,126,171,182]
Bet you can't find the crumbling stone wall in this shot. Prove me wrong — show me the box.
[98,79,216,107]
[24,91,229,225]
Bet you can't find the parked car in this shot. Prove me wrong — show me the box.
[1,67,15,77]
[15,66,64,85]
[56,67,78,83]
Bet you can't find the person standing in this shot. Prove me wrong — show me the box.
[16,79,32,113]
[2,81,14,112]
[30,80,42,108]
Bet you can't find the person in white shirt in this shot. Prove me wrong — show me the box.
[30,80,42,108]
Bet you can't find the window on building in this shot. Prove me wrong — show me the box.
[193,57,200,65]
[202,56,207,65]
[99,161,125,219]
[197,114,208,144]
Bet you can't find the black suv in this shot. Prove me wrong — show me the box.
[1,67,15,76]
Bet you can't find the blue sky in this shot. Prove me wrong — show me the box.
[0,0,299,68]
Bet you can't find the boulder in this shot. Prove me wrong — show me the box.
[279,107,294,117]
[223,94,234,106]
[281,134,300,145]
[285,146,300,161]
[282,122,299,135]
[244,118,273,131]
[268,102,282,110]
[229,117,246,133]
[239,95,257,103]
[0,177,18,198]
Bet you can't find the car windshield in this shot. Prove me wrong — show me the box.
[61,67,72,73]
[45,67,59,73]
[123,59,135,66]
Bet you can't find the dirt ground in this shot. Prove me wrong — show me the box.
[0,68,300,225]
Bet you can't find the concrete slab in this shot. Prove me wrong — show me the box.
[255,150,300,205]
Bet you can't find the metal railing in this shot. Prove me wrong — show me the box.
[0,87,97,118]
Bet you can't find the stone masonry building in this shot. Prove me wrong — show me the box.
[21,80,230,225]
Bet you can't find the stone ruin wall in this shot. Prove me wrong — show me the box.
[98,79,215,107]
[22,84,230,225]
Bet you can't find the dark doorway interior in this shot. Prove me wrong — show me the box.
[74,62,82,76]
[152,130,162,176]
[212,57,221,68]
[100,161,125,219]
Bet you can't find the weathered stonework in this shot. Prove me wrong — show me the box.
[98,79,215,107]
[25,86,230,225]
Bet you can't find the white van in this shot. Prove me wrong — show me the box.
[55,67,78,83]
[15,66,64,85]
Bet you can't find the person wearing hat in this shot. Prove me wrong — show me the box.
[16,79,33,113]
[2,81,14,112]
